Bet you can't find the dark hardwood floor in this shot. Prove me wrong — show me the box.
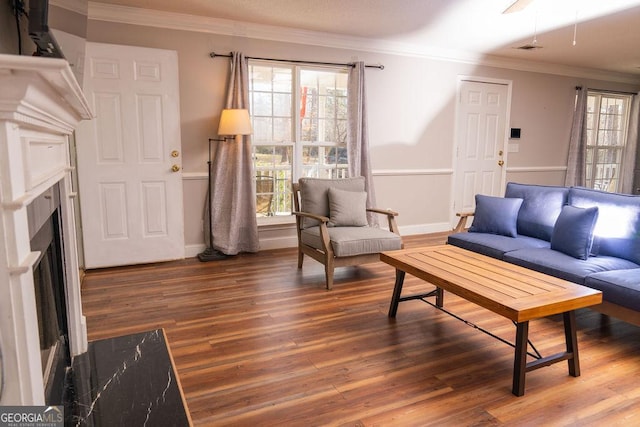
[81,233,640,426]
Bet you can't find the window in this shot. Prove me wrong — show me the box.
[248,61,349,219]
[585,92,632,192]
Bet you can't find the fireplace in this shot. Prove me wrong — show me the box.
[0,54,92,405]
[28,183,71,405]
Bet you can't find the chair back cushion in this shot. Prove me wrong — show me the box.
[298,177,365,228]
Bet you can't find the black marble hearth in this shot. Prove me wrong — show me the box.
[67,329,191,426]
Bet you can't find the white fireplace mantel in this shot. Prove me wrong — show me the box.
[0,54,93,405]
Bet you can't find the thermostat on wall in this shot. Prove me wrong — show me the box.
[510,128,521,139]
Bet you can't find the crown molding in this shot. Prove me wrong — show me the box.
[50,0,88,15]
[87,2,640,85]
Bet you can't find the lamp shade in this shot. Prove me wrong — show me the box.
[218,108,252,136]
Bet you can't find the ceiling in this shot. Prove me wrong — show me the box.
[89,0,640,80]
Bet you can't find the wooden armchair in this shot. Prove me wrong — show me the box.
[292,177,403,289]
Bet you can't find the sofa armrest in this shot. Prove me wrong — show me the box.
[453,211,475,233]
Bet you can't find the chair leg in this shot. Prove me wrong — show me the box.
[325,258,334,290]
[297,249,304,268]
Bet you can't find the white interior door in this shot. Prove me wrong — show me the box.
[453,79,510,226]
[77,42,184,268]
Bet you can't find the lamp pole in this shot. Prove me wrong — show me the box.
[198,137,227,261]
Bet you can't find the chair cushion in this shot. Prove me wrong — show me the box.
[328,188,368,227]
[469,195,523,238]
[299,177,365,229]
[301,226,402,257]
[550,205,599,260]
[505,182,569,241]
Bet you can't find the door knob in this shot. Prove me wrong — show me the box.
[498,160,504,166]
[171,164,181,172]
[171,150,180,157]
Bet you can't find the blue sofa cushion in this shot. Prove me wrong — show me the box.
[585,269,640,312]
[550,206,599,260]
[505,182,569,241]
[447,233,549,260]
[504,248,640,284]
[469,195,523,238]
[569,187,640,264]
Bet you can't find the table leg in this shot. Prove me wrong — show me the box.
[388,269,406,318]
[436,287,444,308]
[563,310,580,377]
[512,321,529,396]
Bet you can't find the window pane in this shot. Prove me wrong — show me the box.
[250,66,273,91]
[273,93,291,116]
[272,68,292,92]
[254,145,292,216]
[252,117,273,143]
[273,117,292,142]
[252,92,272,116]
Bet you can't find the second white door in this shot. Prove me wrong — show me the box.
[453,79,510,225]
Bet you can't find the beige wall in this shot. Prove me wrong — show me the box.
[50,4,88,38]
[85,19,640,253]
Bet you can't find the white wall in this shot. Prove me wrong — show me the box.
[84,16,640,255]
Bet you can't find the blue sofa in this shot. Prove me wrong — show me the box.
[448,182,640,325]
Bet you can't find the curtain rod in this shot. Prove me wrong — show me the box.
[576,86,637,96]
[209,52,384,70]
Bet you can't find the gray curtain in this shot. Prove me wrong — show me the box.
[565,87,588,187]
[621,92,640,194]
[207,52,259,254]
[347,61,378,226]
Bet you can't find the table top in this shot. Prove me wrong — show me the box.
[381,245,602,322]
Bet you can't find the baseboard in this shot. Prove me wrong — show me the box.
[184,236,299,257]
[399,222,452,236]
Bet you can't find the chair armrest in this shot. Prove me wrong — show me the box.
[292,211,330,223]
[453,211,475,233]
[366,207,401,236]
[367,207,399,217]
[292,211,333,255]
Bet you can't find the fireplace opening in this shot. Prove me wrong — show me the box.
[28,184,71,406]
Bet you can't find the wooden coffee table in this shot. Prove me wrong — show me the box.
[381,245,602,396]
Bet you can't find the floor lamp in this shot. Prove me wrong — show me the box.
[198,108,253,262]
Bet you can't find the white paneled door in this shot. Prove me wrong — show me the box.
[77,42,184,268]
[453,79,510,227]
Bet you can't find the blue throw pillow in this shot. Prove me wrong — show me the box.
[550,205,599,260]
[469,195,523,238]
